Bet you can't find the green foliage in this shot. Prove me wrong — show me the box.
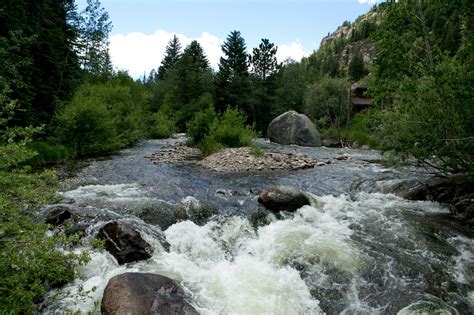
[187,107,256,156]
[157,35,182,81]
[216,31,252,115]
[0,98,88,313]
[149,112,177,139]
[250,145,265,158]
[77,0,113,80]
[186,106,218,144]
[344,108,384,148]
[25,142,73,165]
[377,58,474,174]
[250,38,280,81]
[55,73,149,157]
[211,108,256,148]
[348,51,367,82]
[0,0,81,126]
[304,77,352,139]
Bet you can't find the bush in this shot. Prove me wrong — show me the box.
[186,106,218,144]
[187,107,257,155]
[149,112,177,139]
[25,142,73,165]
[344,108,384,148]
[211,108,256,147]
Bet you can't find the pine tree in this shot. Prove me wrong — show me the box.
[249,38,280,133]
[157,35,182,80]
[250,38,280,81]
[216,30,251,116]
[77,0,112,79]
[173,40,214,130]
[0,0,81,126]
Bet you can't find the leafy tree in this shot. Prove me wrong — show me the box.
[216,31,251,117]
[273,59,310,115]
[157,35,182,81]
[304,77,352,140]
[77,0,113,79]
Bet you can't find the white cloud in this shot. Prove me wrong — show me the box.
[276,41,308,63]
[109,30,309,78]
[358,0,377,4]
[109,30,222,78]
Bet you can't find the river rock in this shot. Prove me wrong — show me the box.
[97,221,152,265]
[258,186,311,212]
[267,111,321,147]
[198,147,315,172]
[44,205,72,226]
[101,272,198,315]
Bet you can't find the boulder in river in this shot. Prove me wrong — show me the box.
[267,111,321,147]
[44,205,73,226]
[97,221,152,265]
[101,272,198,315]
[258,186,311,212]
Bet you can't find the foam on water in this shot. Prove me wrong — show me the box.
[44,187,472,314]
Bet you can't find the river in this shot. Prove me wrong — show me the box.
[43,136,473,314]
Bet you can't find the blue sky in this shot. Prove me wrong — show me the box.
[76,0,378,78]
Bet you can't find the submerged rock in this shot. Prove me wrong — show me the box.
[258,186,311,212]
[267,111,321,147]
[101,272,198,315]
[97,221,152,265]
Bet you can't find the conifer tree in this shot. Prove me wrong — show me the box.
[250,38,280,81]
[348,51,367,82]
[157,35,182,80]
[216,31,251,116]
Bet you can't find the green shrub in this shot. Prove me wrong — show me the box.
[149,112,176,139]
[344,108,384,148]
[211,108,256,148]
[187,107,257,155]
[25,142,73,165]
[187,106,218,144]
[199,135,224,156]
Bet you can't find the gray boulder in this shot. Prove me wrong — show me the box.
[101,272,198,315]
[258,186,311,212]
[267,111,321,147]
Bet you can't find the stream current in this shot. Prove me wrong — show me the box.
[44,136,473,314]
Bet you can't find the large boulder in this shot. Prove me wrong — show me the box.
[258,186,311,212]
[97,221,152,265]
[101,272,198,315]
[267,111,321,147]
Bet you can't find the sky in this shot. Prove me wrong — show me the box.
[76,0,379,78]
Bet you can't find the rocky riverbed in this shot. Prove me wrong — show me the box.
[149,144,321,171]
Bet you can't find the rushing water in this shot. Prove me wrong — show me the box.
[43,137,473,314]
